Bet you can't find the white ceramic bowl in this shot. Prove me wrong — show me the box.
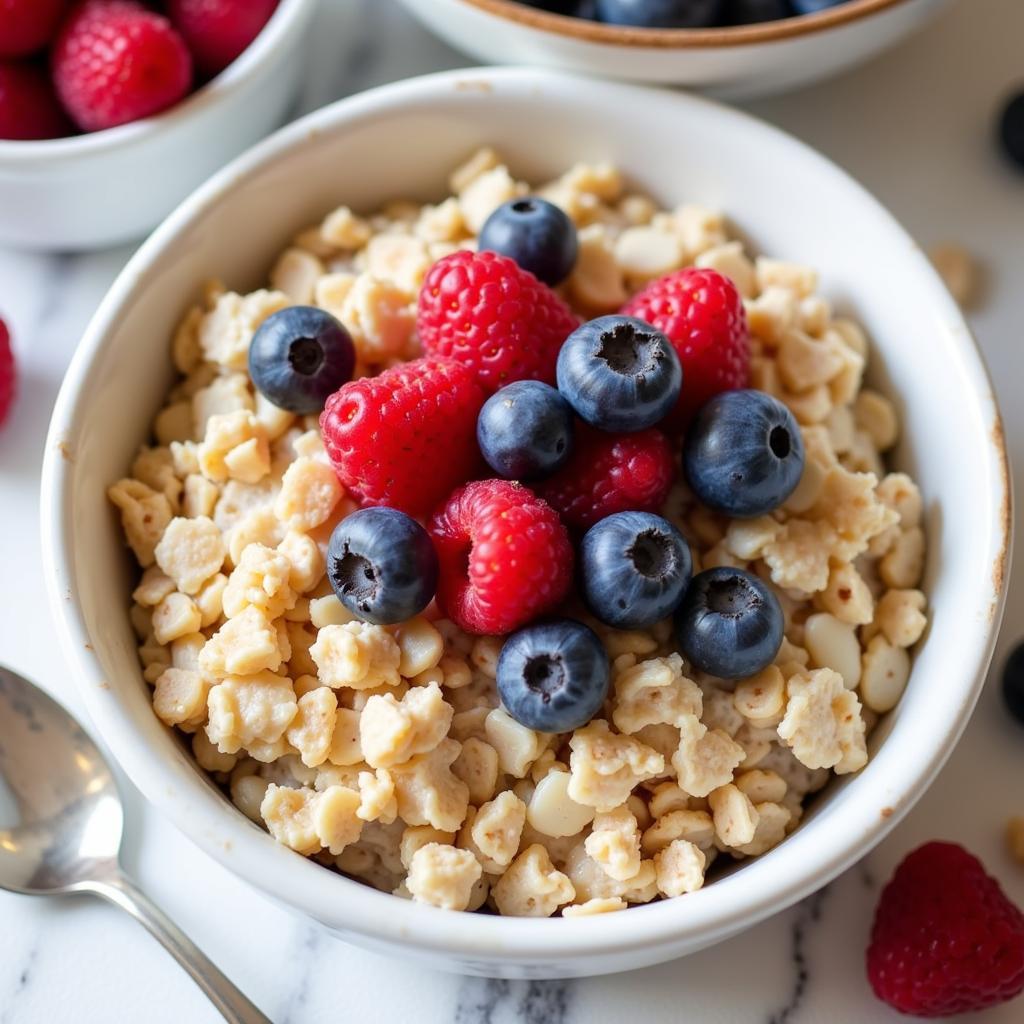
[42,67,1010,979]
[397,0,950,99]
[0,0,318,252]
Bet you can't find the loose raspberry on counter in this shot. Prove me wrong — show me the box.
[0,318,16,428]
[0,60,73,140]
[417,250,579,394]
[536,423,675,530]
[320,356,485,517]
[52,0,193,132]
[867,841,1024,1017]
[0,0,68,59]
[167,0,278,77]
[429,479,574,635]
[622,267,750,430]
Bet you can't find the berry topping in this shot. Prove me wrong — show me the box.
[52,0,193,132]
[428,479,574,635]
[622,267,750,430]
[320,356,484,517]
[0,318,15,428]
[867,841,1024,1017]
[248,306,355,415]
[536,423,675,530]
[478,197,578,286]
[684,389,804,518]
[167,0,278,78]
[556,314,682,433]
[417,249,579,394]
[580,511,692,630]
[476,379,574,481]
[595,0,723,26]
[326,507,438,626]
[1002,640,1024,727]
[726,0,792,23]
[674,567,783,679]
[0,0,68,58]
[497,619,610,733]
[0,59,72,140]
[999,90,1024,173]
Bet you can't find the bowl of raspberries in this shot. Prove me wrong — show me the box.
[396,0,950,98]
[42,68,1009,979]
[0,0,318,250]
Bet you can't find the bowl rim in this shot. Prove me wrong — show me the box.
[0,0,315,163]
[452,0,921,49]
[41,66,1012,965]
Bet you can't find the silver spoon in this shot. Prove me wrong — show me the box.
[0,665,270,1024]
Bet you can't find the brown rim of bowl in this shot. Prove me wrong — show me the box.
[457,0,917,48]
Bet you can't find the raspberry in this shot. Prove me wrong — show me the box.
[429,479,573,635]
[417,250,579,394]
[320,357,484,518]
[867,841,1024,1017]
[0,319,16,428]
[622,267,750,430]
[0,60,73,140]
[0,0,68,58]
[52,0,193,132]
[167,0,278,77]
[536,424,675,530]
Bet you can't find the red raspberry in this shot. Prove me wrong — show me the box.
[52,0,193,132]
[536,424,675,530]
[0,0,68,58]
[867,841,1024,1017]
[622,267,750,430]
[0,319,16,428]
[0,60,73,140]
[320,357,484,518]
[167,0,278,78]
[417,250,579,394]
[429,479,573,635]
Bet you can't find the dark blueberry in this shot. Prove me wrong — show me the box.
[790,0,847,12]
[581,511,692,630]
[523,0,598,15]
[684,389,804,518]
[998,90,1024,172]
[726,0,793,24]
[674,567,783,679]
[477,380,574,480]
[556,315,682,432]
[478,197,579,286]
[1002,641,1024,727]
[327,507,438,625]
[248,306,355,414]
[595,0,723,27]
[497,619,610,733]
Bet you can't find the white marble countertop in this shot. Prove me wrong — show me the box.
[2,0,1023,1020]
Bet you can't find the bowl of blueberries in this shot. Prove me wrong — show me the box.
[397,0,951,98]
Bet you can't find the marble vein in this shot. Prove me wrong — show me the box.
[767,887,831,1024]
[454,978,574,1024]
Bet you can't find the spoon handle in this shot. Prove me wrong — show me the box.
[84,872,271,1024]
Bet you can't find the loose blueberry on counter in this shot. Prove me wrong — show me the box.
[595,0,723,27]
[498,619,611,733]
[581,511,692,630]
[675,566,783,679]
[790,0,847,12]
[684,389,804,518]
[249,306,355,415]
[327,507,438,625]
[727,0,792,24]
[1002,640,1024,727]
[478,197,579,286]
[557,315,682,432]
[998,90,1024,172]
[477,379,575,480]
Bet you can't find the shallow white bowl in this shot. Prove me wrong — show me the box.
[42,67,1010,979]
[397,0,949,99]
[0,0,318,251]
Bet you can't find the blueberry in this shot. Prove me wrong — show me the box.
[675,567,783,679]
[998,90,1024,173]
[581,511,692,630]
[497,619,610,733]
[1002,641,1024,727]
[248,306,355,414]
[477,380,574,480]
[726,0,792,23]
[523,0,598,15]
[478,197,578,286]
[557,315,682,432]
[327,507,438,625]
[684,389,804,518]
[790,0,847,12]
[595,0,723,27]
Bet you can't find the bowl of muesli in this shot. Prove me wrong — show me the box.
[41,67,1010,978]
